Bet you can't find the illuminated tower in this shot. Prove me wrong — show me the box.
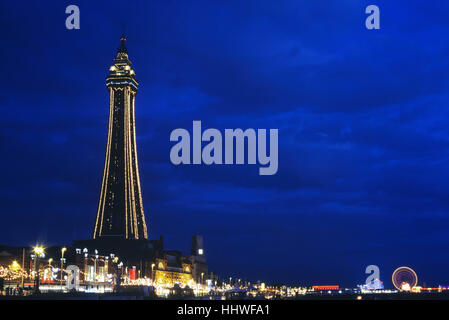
[93,36,148,240]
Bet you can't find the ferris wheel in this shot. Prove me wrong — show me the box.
[392,266,418,291]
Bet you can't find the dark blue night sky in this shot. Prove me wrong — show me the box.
[1,1,449,287]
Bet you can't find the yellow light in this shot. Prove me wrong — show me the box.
[33,246,45,256]
[110,66,116,71]
[10,260,21,271]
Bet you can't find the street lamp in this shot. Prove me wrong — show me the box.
[151,263,155,285]
[32,246,45,294]
[47,258,53,284]
[33,246,44,256]
[60,247,67,291]
[94,253,98,282]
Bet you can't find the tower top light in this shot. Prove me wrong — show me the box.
[107,35,137,90]
[118,34,128,55]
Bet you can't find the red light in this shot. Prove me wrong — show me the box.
[129,268,136,280]
[312,285,339,290]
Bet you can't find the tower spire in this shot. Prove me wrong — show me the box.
[117,34,128,55]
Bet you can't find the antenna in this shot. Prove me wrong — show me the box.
[122,22,127,39]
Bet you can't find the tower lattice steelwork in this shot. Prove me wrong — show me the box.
[93,36,148,240]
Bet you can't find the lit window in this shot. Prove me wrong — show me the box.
[198,249,203,255]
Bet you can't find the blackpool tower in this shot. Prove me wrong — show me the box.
[93,36,148,240]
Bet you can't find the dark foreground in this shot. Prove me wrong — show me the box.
[2,292,449,300]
